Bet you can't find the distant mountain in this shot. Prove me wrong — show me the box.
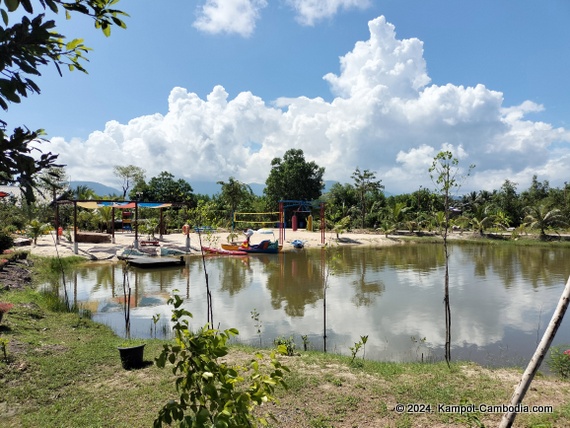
[70,180,263,198]
[70,181,121,197]
[70,179,392,199]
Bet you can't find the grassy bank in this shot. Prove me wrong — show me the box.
[2,279,570,427]
[394,231,570,248]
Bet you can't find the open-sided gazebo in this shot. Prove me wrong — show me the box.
[57,199,173,254]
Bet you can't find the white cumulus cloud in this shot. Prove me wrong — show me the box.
[287,0,371,26]
[193,0,267,37]
[51,15,570,194]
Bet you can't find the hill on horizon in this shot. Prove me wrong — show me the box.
[70,180,391,199]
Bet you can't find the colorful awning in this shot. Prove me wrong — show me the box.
[76,201,172,209]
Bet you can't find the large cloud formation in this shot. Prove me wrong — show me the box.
[50,16,570,194]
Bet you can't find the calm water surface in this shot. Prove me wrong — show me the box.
[57,243,570,367]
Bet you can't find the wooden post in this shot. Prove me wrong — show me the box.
[499,275,570,427]
[279,201,284,246]
[111,206,115,244]
[320,202,326,245]
[134,200,139,249]
[73,201,78,255]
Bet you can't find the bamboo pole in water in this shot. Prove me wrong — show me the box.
[499,275,570,428]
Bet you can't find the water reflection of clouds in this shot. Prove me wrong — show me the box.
[64,245,570,366]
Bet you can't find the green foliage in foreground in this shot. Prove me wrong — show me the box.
[0,231,14,252]
[154,294,289,427]
[547,345,570,379]
[2,282,570,427]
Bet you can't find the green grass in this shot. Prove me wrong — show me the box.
[398,233,570,248]
[2,278,570,427]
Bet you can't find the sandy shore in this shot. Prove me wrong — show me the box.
[24,228,401,260]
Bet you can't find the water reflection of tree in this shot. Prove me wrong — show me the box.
[350,248,386,307]
[89,264,118,295]
[264,252,324,317]
[518,247,568,288]
[458,244,568,289]
[383,244,445,273]
[217,257,252,296]
[351,279,385,307]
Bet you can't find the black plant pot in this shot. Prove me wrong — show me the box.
[117,344,145,370]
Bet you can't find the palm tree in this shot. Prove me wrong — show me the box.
[376,221,395,238]
[433,211,447,234]
[27,220,50,245]
[523,205,567,238]
[73,185,97,200]
[333,216,351,240]
[493,210,511,232]
[97,206,114,233]
[385,201,409,231]
[470,205,495,236]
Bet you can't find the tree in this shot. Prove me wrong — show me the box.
[429,150,474,366]
[33,165,69,209]
[384,201,409,232]
[72,184,97,200]
[96,205,113,232]
[155,294,288,427]
[1,0,128,202]
[470,204,495,236]
[264,149,324,209]
[216,177,253,221]
[351,167,384,229]
[523,205,567,238]
[493,210,511,232]
[324,182,358,226]
[113,165,145,199]
[494,179,522,227]
[134,171,194,204]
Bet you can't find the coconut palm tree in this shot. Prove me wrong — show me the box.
[385,201,409,231]
[376,221,395,238]
[97,206,114,233]
[470,205,495,236]
[73,185,97,200]
[27,220,50,245]
[332,216,351,240]
[493,210,511,232]
[523,205,567,238]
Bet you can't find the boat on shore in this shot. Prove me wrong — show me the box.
[202,246,247,256]
[222,239,281,254]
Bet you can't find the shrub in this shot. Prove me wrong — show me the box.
[274,336,297,356]
[155,294,289,427]
[547,345,570,378]
[0,232,13,253]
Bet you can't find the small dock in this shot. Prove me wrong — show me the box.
[125,255,185,268]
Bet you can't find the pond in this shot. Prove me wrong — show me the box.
[53,242,570,367]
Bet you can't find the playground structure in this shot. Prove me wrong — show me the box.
[233,200,325,246]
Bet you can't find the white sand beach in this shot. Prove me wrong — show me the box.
[26,228,401,260]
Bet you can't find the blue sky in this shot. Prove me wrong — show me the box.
[4,0,570,194]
